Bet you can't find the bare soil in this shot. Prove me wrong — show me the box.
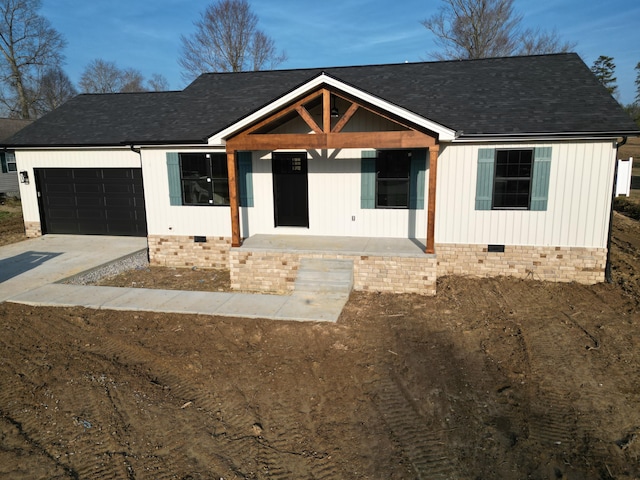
[2,212,640,478]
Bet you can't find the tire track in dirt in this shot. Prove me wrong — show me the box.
[13,312,286,478]
[86,335,267,478]
[373,375,457,479]
[0,314,137,480]
[256,401,341,479]
[516,310,588,469]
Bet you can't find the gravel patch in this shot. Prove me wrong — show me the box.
[62,250,149,285]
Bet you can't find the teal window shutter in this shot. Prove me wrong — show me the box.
[238,151,254,207]
[475,148,495,210]
[361,150,377,209]
[0,153,6,173]
[531,147,552,211]
[166,152,182,206]
[409,149,427,209]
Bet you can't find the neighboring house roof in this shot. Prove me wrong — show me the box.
[0,118,32,142]
[3,53,638,147]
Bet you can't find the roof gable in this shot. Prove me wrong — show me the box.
[208,73,457,144]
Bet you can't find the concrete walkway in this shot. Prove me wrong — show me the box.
[2,236,353,322]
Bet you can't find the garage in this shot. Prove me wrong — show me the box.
[35,168,147,236]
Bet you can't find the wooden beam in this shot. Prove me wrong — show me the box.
[323,89,331,133]
[426,146,439,254]
[295,105,322,134]
[240,89,324,136]
[331,102,359,133]
[226,150,241,247]
[329,90,425,134]
[228,130,436,151]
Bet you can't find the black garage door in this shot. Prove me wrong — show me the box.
[35,168,147,236]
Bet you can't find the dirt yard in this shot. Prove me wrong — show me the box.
[2,209,640,478]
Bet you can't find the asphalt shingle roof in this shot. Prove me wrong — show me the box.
[4,53,638,147]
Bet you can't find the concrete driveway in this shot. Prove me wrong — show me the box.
[0,235,148,302]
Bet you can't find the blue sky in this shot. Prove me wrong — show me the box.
[41,0,640,105]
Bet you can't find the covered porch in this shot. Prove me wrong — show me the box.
[215,77,447,295]
[230,234,437,295]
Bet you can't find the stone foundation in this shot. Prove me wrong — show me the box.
[146,235,606,295]
[229,249,437,295]
[148,235,232,269]
[24,221,42,237]
[436,243,606,284]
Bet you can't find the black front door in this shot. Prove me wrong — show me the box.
[272,153,309,227]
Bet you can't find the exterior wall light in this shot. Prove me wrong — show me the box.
[19,171,29,184]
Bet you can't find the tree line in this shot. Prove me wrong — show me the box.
[0,0,638,126]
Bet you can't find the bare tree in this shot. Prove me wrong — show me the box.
[0,0,66,119]
[79,59,123,93]
[422,0,575,60]
[148,73,170,91]
[120,68,146,93]
[79,59,167,94]
[179,0,287,82]
[35,67,76,115]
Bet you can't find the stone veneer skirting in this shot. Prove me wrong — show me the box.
[229,249,438,295]
[148,235,232,269]
[145,236,607,295]
[24,221,42,237]
[436,243,606,284]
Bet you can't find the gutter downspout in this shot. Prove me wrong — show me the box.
[127,143,150,261]
[605,136,627,283]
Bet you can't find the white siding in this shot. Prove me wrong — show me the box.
[15,149,141,226]
[141,149,232,237]
[436,140,616,248]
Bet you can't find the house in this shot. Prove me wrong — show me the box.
[4,53,639,295]
[0,118,32,197]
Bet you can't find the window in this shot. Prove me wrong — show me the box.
[475,147,551,211]
[1,151,16,173]
[179,153,229,206]
[6,152,16,172]
[492,149,533,209]
[376,150,411,208]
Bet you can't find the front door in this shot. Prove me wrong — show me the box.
[272,152,309,227]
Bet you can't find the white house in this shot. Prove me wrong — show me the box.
[5,53,638,294]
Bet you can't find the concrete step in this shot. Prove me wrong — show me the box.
[295,258,353,294]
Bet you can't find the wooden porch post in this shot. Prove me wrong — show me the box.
[426,146,439,254]
[227,149,241,247]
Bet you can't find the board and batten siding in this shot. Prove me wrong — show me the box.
[15,149,142,228]
[243,149,428,239]
[436,141,617,248]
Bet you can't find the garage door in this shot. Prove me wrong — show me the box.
[35,168,147,236]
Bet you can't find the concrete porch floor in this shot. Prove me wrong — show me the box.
[239,234,430,257]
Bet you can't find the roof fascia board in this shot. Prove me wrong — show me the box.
[453,131,640,143]
[6,142,213,150]
[208,73,457,145]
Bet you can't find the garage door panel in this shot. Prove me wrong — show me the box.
[36,168,147,236]
[75,184,103,194]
